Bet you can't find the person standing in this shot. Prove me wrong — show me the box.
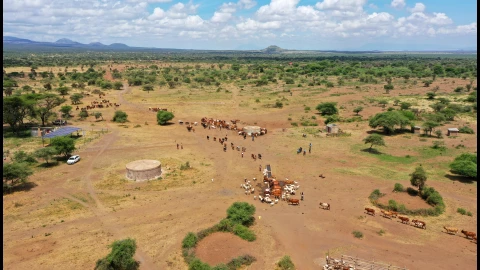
[301,191,304,201]
[181,143,183,149]
[303,150,306,156]
[177,143,179,149]
[259,165,262,172]
[242,152,244,158]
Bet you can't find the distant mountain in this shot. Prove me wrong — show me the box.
[261,45,286,54]
[3,36,134,50]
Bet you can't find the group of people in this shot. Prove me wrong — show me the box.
[176,143,183,150]
[297,143,313,156]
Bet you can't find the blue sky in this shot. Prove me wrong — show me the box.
[3,0,477,50]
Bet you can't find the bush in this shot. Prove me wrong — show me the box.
[457,208,467,215]
[13,150,37,164]
[217,218,235,232]
[369,189,384,200]
[316,102,338,115]
[352,231,363,239]
[180,161,191,170]
[449,153,477,178]
[113,110,128,123]
[197,226,218,240]
[156,111,174,125]
[277,256,295,270]
[189,259,211,270]
[388,200,398,211]
[275,101,283,108]
[227,255,256,269]
[95,238,140,270]
[458,126,474,134]
[211,264,229,270]
[182,232,198,248]
[233,224,256,241]
[393,183,404,192]
[226,202,256,226]
[467,212,473,216]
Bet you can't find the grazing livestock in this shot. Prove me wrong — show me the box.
[365,208,375,216]
[473,235,477,243]
[381,210,394,219]
[412,219,427,229]
[288,198,300,205]
[398,216,410,224]
[319,202,330,210]
[444,226,458,235]
[461,230,476,239]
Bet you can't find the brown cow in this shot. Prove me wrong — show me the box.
[398,216,410,224]
[473,235,477,243]
[461,230,476,239]
[381,210,394,219]
[365,207,375,216]
[444,226,458,235]
[412,219,426,229]
[288,198,300,205]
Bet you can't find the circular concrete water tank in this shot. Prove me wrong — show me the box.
[125,160,162,181]
[242,126,261,136]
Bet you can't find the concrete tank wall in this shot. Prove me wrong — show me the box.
[125,161,162,181]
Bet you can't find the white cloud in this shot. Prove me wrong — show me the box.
[408,3,426,13]
[2,0,476,50]
[316,0,367,12]
[390,0,405,9]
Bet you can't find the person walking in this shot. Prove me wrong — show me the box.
[181,143,183,149]
[242,152,244,158]
[177,143,179,149]
[259,165,262,172]
[303,150,306,156]
[301,191,304,201]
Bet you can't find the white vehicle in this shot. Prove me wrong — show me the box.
[67,155,81,165]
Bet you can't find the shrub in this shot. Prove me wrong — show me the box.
[211,264,229,270]
[316,102,338,115]
[112,110,128,123]
[449,153,477,178]
[352,231,363,239]
[95,238,140,270]
[388,200,398,211]
[227,255,256,269]
[369,189,384,200]
[393,183,404,192]
[13,150,37,164]
[233,224,256,241]
[182,232,198,248]
[217,218,235,232]
[227,202,256,226]
[467,212,473,216]
[275,101,283,108]
[277,256,296,270]
[188,258,211,270]
[457,208,467,215]
[197,226,218,240]
[458,126,474,134]
[377,229,386,236]
[180,161,191,170]
[156,111,174,125]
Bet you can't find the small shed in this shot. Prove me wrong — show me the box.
[411,126,422,134]
[326,124,339,134]
[447,128,459,136]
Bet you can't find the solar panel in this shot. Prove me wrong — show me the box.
[42,126,82,138]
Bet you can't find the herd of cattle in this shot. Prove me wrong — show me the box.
[364,207,476,242]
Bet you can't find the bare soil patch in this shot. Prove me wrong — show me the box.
[195,232,256,266]
[378,191,434,210]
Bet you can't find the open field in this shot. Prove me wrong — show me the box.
[3,57,477,270]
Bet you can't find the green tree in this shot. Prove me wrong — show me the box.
[400,102,412,110]
[142,84,154,93]
[378,100,388,108]
[3,162,33,194]
[315,102,338,116]
[56,86,70,97]
[434,130,443,138]
[430,102,446,112]
[79,110,89,119]
[422,121,440,136]
[35,94,65,126]
[34,147,58,165]
[369,111,411,134]
[60,105,72,118]
[383,84,394,93]
[50,136,76,158]
[363,134,386,151]
[3,96,35,134]
[449,153,477,178]
[156,111,174,125]
[410,165,427,192]
[226,202,256,226]
[94,112,103,121]
[70,93,84,105]
[426,92,436,99]
[95,238,140,270]
[113,81,123,90]
[353,106,363,115]
[113,111,128,123]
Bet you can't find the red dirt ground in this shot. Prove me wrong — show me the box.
[195,232,256,266]
[377,191,434,210]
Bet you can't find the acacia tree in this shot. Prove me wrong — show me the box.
[60,105,72,118]
[34,147,58,165]
[3,96,35,133]
[3,162,33,194]
[50,136,76,158]
[353,106,363,115]
[156,111,174,125]
[363,134,386,151]
[449,153,477,178]
[70,93,84,105]
[94,112,103,121]
[369,111,411,134]
[95,238,139,270]
[316,102,338,115]
[35,94,65,126]
[410,165,427,192]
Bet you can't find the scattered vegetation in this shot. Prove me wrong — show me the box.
[95,238,140,270]
[352,231,364,239]
[277,256,296,270]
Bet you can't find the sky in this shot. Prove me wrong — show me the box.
[3,0,477,50]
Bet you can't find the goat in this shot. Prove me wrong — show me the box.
[444,226,458,235]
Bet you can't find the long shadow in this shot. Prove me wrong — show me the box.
[4,182,38,195]
[360,148,382,155]
[444,174,476,184]
[37,162,61,168]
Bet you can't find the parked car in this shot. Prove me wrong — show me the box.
[52,119,67,125]
[67,155,81,165]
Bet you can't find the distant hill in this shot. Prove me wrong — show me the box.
[261,45,286,54]
[3,36,132,50]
